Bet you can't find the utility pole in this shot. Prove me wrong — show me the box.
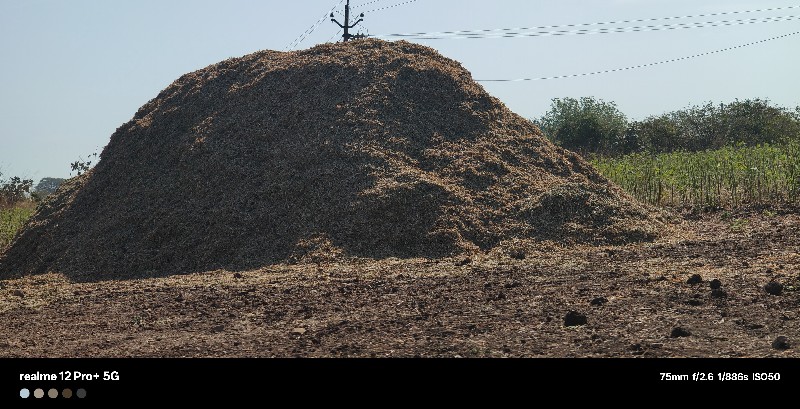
[330,0,364,42]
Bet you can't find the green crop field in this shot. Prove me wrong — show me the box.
[0,203,35,251]
[592,141,800,208]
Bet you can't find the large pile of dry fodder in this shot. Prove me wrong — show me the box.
[0,39,662,280]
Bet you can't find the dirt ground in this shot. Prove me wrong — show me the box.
[0,209,797,358]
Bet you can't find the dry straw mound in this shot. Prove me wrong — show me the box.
[1,39,661,280]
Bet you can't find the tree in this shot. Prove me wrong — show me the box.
[33,177,66,197]
[0,174,33,206]
[634,115,681,153]
[666,102,717,151]
[718,99,800,146]
[538,97,629,155]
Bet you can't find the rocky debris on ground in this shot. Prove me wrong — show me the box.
[0,39,663,280]
[709,279,722,289]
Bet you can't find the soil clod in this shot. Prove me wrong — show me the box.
[764,281,783,296]
[590,297,608,306]
[670,327,692,338]
[772,336,791,350]
[629,343,644,355]
[686,274,703,284]
[564,311,587,327]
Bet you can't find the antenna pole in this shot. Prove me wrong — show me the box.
[330,0,364,42]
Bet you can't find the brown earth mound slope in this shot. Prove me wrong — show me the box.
[0,39,662,280]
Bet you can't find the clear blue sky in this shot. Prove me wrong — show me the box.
[1,0,799,181]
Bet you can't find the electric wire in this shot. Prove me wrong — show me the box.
[378,4,800,38]
[285,0,346,51]
[363,0,418,14]
[353,0,389,8]
[476,31,800,82]
[380,15,800,39]
[328,28,344,43]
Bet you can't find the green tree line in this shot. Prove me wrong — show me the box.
[536,97,800,156]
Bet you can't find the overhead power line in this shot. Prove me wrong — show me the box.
[476,31,800,82]
[379,4,800,38]
[381,15,800,40]
[353,0,388,8]
[362,0,418,14]
[285,0,346,51]
[327,28,344,43]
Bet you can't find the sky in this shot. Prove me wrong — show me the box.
[1,0,799,181]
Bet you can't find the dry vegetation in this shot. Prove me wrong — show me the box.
[0,39,661,281]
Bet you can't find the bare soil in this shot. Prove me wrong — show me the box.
[1,209,797,358]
